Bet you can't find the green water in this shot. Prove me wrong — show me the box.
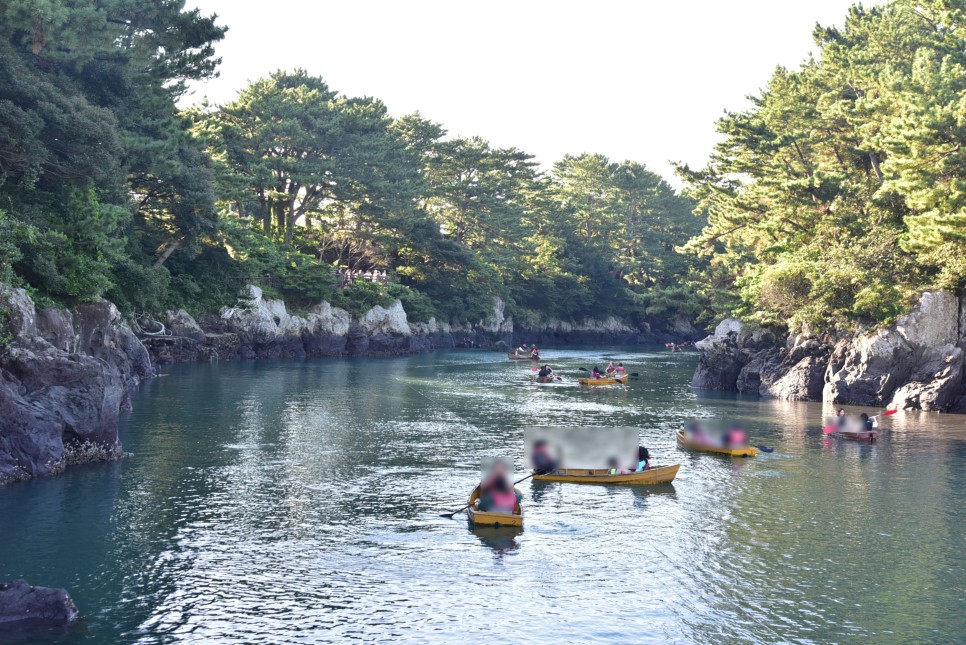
[1,348,964,644]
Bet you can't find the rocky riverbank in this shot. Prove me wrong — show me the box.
[1,283,690,485]
[691,291,966,412]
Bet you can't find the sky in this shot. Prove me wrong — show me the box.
[183,0,867,185]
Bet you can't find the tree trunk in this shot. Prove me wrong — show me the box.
[869,152,884,182]
[153,237,184,269]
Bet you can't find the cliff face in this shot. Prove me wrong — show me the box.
[692,291,966,412]
[0,286,151,485]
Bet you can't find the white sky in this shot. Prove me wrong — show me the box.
[183,0,866,185]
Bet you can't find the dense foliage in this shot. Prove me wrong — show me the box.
[680,0,966,332]
[0,3,704,327]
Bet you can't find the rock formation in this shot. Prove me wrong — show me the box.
[691,291,966,411]
[0,580,79,629]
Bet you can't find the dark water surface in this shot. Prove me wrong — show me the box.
[1,348,964,644]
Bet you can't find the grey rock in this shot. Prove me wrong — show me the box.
[0,580,79,628]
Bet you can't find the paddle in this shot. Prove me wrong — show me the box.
[439,473,536,518]
[755,445,775,453]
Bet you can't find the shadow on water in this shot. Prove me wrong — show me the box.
[466,524,522,558]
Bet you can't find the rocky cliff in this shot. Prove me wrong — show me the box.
[0,285,151,485]
[692,291,966,412]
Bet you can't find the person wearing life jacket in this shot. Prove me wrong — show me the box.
[531,439,557,474]
[479,473,521,514]
[616,362,626,373]
[633,447,650,472]
[606,361,616,374]
[725,425,747,447]
[591,366,604,378]
[537,364,553,378]
[530,345,539,358]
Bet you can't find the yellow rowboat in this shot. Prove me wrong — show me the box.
[676,429,757,457]
[578,373,628,386]
[466,484,524,527]
[533,464,679,485]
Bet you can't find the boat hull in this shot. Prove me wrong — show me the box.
[467,485,523,527]
[535,376,554,383]
[509,353,539,361]
[676,429,757,457]
[578,374,628,386]
[533,464,679,485]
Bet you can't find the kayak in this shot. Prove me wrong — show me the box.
[578,373,628,386]
[676,429,757,457]
[533,464,679,485]
[824,426,878,442]
[509,352,539,361]
[466,484,523,527]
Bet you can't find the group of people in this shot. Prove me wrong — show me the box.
[515,343,540,358]
[529,440,651,476]
[590,362,626,378]
[335,268,388,289]
[682,421,748,448]
[832,409,876,432]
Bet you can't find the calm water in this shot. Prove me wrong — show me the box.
[1,348,964,644]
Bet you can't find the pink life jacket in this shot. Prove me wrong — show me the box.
[490,489,518,513]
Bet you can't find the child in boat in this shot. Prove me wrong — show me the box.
[607,457,632,475]
[837,409,848,429]
[478,474,521,514]
[606,361,616,374]
[859,413,875,431]
[616,362,626,373]
[634,447,650,472]
[530,346,539,358]
[591,366,604,378]
[724,425,747,447]
[531,439,557,474]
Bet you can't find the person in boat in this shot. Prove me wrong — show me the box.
[531,439,558,474]
[607,457,632,475]
[516,343,529,355]
[606,361,616,374]
[591,366,604,378]
[616,362,626,373]
[859,413,874,431]
[723,424,747,447]
[634,446,650,472]
[478,463,522,514]
[530,345,540,358]
[537,364,554,378]
[836,409,848,429]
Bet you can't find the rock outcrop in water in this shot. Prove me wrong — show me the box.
[0,286,150,484]
[0,580,79,629]
[692,291,966,411]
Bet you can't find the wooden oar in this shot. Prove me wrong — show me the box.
[440,473,535,518]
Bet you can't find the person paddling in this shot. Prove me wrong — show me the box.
[478,463,522,514]
[606,361,616,374]
[591,366,604,378]
[531,439,558,474]
[537,364,554,379]
[634,447,650,472]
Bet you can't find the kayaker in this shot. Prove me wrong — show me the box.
[634,447,650,472]
[616,362,626,373]
[606,361,616,374]
[537,364,553,378]
[530,345,539,358]
[591,366,604,378]
[531,439,557,474]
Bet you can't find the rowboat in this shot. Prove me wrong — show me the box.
[824,426,878,442]
[578,373,628,386]
[466,484,523,527]
[533,464,679,485]
[509,352,539,361]
[535,376,555,383]
[676,429,757,457]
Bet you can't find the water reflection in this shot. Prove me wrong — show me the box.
[0,350,963,643]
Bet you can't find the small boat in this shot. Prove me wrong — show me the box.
[676,429,757,457]
[466,484,523,527]
[509,352,539,361]
[533,464,679,485]
[535,376,555,383]
[578,373,628,386]
[824,426,878,442]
